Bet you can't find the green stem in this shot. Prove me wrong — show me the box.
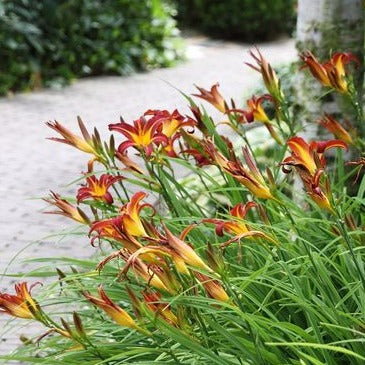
[349,89,365,139]
[334,210,365,292]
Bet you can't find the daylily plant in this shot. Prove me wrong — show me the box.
[3,47,365,365]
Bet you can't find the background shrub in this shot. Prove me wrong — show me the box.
[176,0,296,41]
[0,0,183,95]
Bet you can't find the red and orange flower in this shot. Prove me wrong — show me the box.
[282,136,347,176]
[89,216,143,252]
[144,109,195,138]
[193,83,227,113]
[77,174,123,204]
[120,192,152,237]
[204,202,277,245]
[0,282,41,320]
[162,224,211,272]
[282,136,347,212]
[319,114,353,145]
[301,51,359,93]
[119,250,175,293]
[228,95,282,144]
[206,202,257,237]
[109,116,167,157]
[302,169,334,213]
[90,191,152,247]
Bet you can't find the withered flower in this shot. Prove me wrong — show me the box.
[246,48,283,101]
[195,273,230,302]
[46,117,102,159]
[44,191,90,225]
[84,286,138,330]
[142,290,178,325]
[205,140,274,199]
[162,224,211,272]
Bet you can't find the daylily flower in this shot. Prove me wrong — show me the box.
[195,273,230,302]
[116,245,184,281]
[160,133,181,158]
[46,117,102,158]
[120,192,152,237]
[246,48,283,101]
[193,83,227,113]
[162,224,211,272]
[282,136,347,176]
[144,109,196,138]
[0,282,41,320]
[205,140,274,199]
[142,291,178,325]
[300,51,331,87]
[228,95,282,144]
[319,114,353,145]
[84,286,138,330]
[204,202,277,245]
[44,191,90,225]
[301,51,359,93]
[77,174,123,204]
[90,192,153,248]
[119,250,174,293]
[207,202,257,236]
[246,95,272,123]
[89,216,143,252]
[302,169,334,213]
[109,116,167,157]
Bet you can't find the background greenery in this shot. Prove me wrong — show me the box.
[0,0,183,95]
[175,0,296,40]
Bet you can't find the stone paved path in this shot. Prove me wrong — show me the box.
[0,35,296,357]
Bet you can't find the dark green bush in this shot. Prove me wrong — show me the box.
[176,0,295,41]
[0,0,183,95]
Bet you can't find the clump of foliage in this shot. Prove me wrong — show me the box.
[176,0,295,40]
[0,0,183,95]
[1,48,365,365]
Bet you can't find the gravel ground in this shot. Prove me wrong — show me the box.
[0,34,296,357]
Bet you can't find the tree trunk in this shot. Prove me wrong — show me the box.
[296,0,364,137]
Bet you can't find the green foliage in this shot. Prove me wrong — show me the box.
[176,0,295,40]
[0,0,183,95]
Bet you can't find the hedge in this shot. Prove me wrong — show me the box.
[0,0,183,95]
[176,0,295,41]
